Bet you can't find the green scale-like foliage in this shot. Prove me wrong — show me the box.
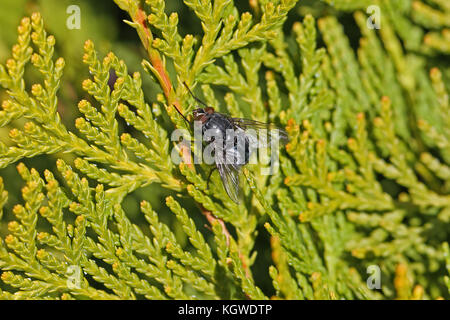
[0,0,449,299]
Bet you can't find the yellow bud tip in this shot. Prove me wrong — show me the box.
[75,215,85,224]
[75,117,85,127]
[327,172,334,181]
[420,152,431,162]
[430,67,441,78]
[84,39,94,51]
[166,260,175,268]
[148,14,157,24]
[36,249,46,259]
[381,96,390,104]
[6,59,15,70]
[47,35,55,45]
[417,119,426,127]
[292,22,301,32]
[20,17,30,26]
[31,12,41,23]
[2,100,11,110]
[5,234,14,244]
[285,143,291,152]
[396,263,407,275]
[74,158,83,167]
[310,272,320,281]
[82,79,92,88]
[114,77,124,87]
[16,162,26,172]
[37,232,47,240]
[1,271,9,280]
[7,221,19,231]
[373,117,383,126]
[9,128,19,138]
[242,12,252,20]
[78,99,89,109]
[412,285,423,299]
[120,133,130,142]
[69,202,79,210]
[12,204,23,215]
[299,213,306,222]
[117,103,126,113]
[265,70,274,80]
[24,122,34,131]
[165,196,174,204]
[31,83,42,95]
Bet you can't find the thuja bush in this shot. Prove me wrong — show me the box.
[0,0,449,300]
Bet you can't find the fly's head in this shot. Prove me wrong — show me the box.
[192,107,214,122]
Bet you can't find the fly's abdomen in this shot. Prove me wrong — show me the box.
[222,132,250,167]
[203,114,250,166]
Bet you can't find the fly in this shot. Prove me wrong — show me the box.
[177,82,288,203]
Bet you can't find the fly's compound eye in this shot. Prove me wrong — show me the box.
[192,108,203,117]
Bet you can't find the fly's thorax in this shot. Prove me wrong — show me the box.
[203,113,233,131]
[202,113,233,142]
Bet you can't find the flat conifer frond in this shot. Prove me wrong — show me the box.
[0,0,449,300]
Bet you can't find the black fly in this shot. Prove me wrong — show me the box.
[178,82,288,203]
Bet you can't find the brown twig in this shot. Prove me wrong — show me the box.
[200,206,252,278]
[131,5,182,114]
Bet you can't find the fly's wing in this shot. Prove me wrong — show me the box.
[216,161,242,203]
[227,117,289,146]
[213,128,245,203]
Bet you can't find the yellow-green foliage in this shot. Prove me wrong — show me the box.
[0,0,449,299]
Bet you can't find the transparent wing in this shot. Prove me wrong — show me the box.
[216,161,242,204]
[222,118,289,146]
[226,116,289,146]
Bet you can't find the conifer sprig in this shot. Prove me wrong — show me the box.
[0,0,449,300]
